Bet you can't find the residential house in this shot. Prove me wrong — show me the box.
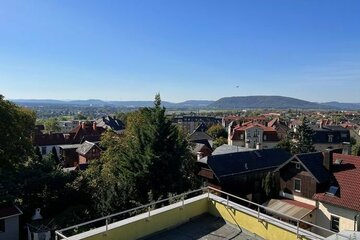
[228,122,280,149]
[222,116,268,128]
[76,141,102,164]
[32,132,67,157]
[67,122,105,144]
[275,150,360,236]
[313,153,360,236]
[267,117,289,140]
[58,144,82,167]
[95,115,125,134]
[58,120,79,133]
[172,115,222,134]
[0,206,22,240]
[191,143,212,160]
[197,148,291,202]
[311,125,351,152]
[189,130,213,148]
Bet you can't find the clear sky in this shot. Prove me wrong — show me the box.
[1,0,359,102]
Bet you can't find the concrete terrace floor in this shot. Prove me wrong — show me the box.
[144,214,263,240]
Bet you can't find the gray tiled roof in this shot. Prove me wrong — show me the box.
[296,152,330,183]
[207,148,292,181]
[212,144,253,155]
[76,141,97,155]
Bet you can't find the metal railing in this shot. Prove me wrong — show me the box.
[207,186,353,240]
[55,186,354,240]
[55,187,207,240]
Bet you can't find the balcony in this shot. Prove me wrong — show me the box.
[55,187,349,240]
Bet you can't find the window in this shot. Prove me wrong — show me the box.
[92,148,96,154]
[341,133,347,138]
[41,146,46,155]
[331,216,339,232]
[240,134,244,140]
[294,179,301,192]
[328,135,333,143]
[0,219,4,232]
[263,135,267,141]
[296,163,301,170]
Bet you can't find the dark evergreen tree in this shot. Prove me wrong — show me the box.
[51,146,60,164]
[35,146,43,162]
[85,94,198,215]
[120,94,191,203]
[290,117,315,154]
[262,172,277,200]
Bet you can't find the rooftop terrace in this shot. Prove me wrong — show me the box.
[55,187,351,240]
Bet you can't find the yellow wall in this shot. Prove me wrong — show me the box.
[208,200,310,240]
[80,198,208,240]
[68,196,318,240]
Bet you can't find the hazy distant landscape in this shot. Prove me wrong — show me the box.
[12,96,360,110]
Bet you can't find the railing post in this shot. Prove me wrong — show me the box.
[296,220,300,239]
[257,206,260,220]
[226,195,229,207]
[55,233,58,240]
[148,206,151,219]
[182,193,185,209]
[207,187,210,198]
[106,218,109,231]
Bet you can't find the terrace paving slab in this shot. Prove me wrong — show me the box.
[144,214,263,240]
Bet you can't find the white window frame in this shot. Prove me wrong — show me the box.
[294,178,301,192]
[296,163,301,170]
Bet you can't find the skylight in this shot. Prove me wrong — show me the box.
[326,186,339,196]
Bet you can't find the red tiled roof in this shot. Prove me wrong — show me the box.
[32,133,67,146]
[313,154,360,212]
[231,123,277,140]
[0,206,22,219]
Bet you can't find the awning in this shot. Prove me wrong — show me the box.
[263,199,316,219]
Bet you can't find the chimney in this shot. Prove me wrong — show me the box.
[322,149,333,171]
[81,122,85,129]
[93,121,97,131]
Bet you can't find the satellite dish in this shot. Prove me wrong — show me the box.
[32,208,43,220]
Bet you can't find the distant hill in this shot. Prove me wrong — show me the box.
[208,96,330,109]
[321,101,360,110]
[12,97,360,110]
[12,99,214,109]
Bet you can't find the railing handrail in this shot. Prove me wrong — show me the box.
[207,186,351,239]
[56,187,207,235]
[55,186,353,240]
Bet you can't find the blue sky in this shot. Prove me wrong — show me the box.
[1,0,359,102]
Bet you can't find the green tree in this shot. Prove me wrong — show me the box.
[262,172,277,200]
[35,146,43,162]
[0,95,36,171]
[213,137,228,149]
[290,117,315,154]
[352,143,360,156]
[276,138,292,153]
[86,94,197,215]
[44,118,61,132]
[50,146,60,164]
[206,124,228,139]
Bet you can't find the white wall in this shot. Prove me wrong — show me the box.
[315,202,359,237]
[0,216,20,240]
